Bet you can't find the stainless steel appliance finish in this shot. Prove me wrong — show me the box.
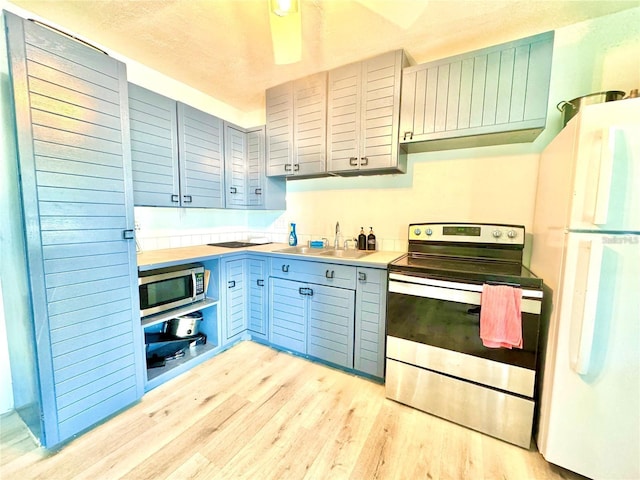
[386,358,535,448]
[166,311,203,337]
[386,222,543,448]
[139,263,205,317]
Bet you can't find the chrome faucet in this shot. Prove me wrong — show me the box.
[334,221,340,249]
[344,238,356,250]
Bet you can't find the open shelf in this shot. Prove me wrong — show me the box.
[141,297,218,328]
[145,341,218,385]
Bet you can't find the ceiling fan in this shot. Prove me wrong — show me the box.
[268,0,302,65]
[267,0,428,65]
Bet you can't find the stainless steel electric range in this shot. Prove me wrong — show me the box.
[385,222,544,448]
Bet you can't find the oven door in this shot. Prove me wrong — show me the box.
[387,272,542,396]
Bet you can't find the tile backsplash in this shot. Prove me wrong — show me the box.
[135,224,407,252]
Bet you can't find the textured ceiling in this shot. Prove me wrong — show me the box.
[8,0,639,114]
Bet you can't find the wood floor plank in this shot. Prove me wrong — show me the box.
[0,341,589,480]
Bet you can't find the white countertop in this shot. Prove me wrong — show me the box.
[137,242,405,270]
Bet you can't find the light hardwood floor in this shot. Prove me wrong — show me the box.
[1,341,586,480]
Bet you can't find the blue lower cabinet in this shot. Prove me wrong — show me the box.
[307,284,355,368]
[268,258,387,378]
[222,258,247,342]
[269,278,308,353]
[247,257,268,338]
[354,268,387,379]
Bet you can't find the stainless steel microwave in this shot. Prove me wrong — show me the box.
[138,263,205,318]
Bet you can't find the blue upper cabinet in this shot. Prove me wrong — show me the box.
[4,11,144,448]
[266,72,327,178]
[400,32,554,152]
[129,84,224,207]
[224,123,286,210]
[327,50,409,175]
[177,103,224,208]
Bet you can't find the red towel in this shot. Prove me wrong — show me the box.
[480,284,523,349]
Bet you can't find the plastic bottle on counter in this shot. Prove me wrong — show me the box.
[358,227,367,250]
[367,227,376,251]
[288,223,297,246]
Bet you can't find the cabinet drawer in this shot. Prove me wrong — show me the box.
[270,258,356,290]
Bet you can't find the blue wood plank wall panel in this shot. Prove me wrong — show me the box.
[5,12,144,447]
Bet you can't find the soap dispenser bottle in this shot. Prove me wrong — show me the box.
[358,227,367,250]
[289,223,297,246]
[367,227,376,251]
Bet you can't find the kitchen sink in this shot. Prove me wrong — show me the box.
[319,249,372,259]
[276,246,322,255]
[275,246,372,259]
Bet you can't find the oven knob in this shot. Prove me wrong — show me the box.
[507,229,517,239]
[425,228,433,236]
[492,229,502,238]
[414,228,422,236]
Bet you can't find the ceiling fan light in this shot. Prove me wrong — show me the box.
[271,0,299,17]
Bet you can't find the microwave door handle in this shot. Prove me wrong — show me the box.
[191,271,198,301]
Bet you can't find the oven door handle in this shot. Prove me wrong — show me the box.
[388,273,543,299]
[388,280,541,315]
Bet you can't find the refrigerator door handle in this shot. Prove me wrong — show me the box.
[592,127,614,225]
[569,239,604,375]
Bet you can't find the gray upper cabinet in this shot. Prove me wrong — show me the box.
[266,72,327,178]
[5,11,144,448]
[327,50,408,175]
[129,84,224,208]
[400,31,554,152]
[177,103,225,208]
[225,123,286,210]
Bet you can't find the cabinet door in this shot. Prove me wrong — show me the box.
[5,12,144,447]
[177,103,224,208]
[224,123,247,207]
[246,127,265,208]
[269,278,307,353]
[360,50,403,170]
[354,268,387,378]
[327,61,362,172]
[247,257,267,337]
[307,284,355,368]
[128,84,180,207]
[223,258,246,341]
[294,72,327,176]
[266,82,293,177]
[400,32,553,150]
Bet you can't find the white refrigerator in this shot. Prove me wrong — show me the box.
[531,97,640,480]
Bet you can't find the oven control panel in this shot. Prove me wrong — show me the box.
[409,223,525,245]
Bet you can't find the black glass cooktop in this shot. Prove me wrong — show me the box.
[208,241,272,248]
[389,253,542,289]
